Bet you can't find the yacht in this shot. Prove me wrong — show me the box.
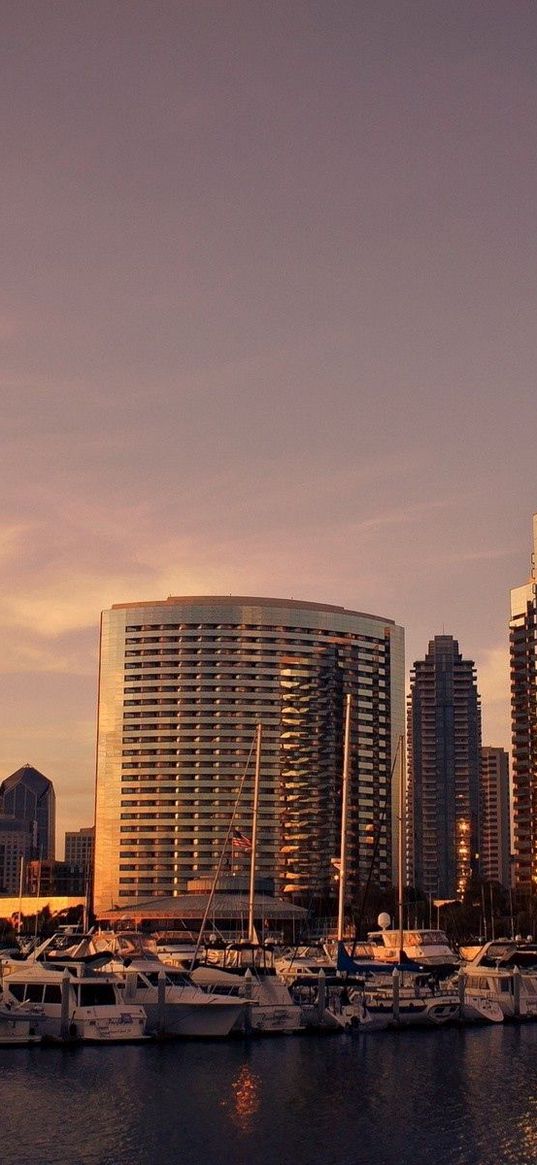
[342,928,459,976]
[0,1005,43,1045]
[185,941,304,1034]
[343,976,461,1031]
[1,963,147,1042]
[28,932,247,1039]
[462,940,537,1020]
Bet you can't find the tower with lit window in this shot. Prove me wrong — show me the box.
[407,635,481,898]
[510,514,537,889]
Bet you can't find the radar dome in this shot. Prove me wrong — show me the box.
[377,912,391,930]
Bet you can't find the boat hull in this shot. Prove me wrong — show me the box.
[142,998,245,1038]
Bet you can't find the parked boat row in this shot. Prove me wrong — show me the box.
[3,925,537,1045]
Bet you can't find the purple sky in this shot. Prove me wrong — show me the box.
[2,1,537,849]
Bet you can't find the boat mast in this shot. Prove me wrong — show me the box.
[190,731,257,970]
[247,722,262,944]
[397,732,405,963]
[337,694,352,943]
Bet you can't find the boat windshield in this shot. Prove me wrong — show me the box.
[143,970,190,988]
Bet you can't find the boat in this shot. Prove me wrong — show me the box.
[188,940,304,1034]
[332,728,460,1031]
[1,963,147,1042]
[343,976,460,1030]
[346,928,459,976]
[21,931,248,1040]
[0,1005,43,1045]
[461,940,537,1020]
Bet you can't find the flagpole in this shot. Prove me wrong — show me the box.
[17,855,24,936]
[247,722,262,944]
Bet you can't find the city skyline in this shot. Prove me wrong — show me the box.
[2,3,537,841]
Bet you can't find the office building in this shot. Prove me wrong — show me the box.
[407,635,481,899]
[0,817,32,895]
[65,827,94,875]
[93,595,404,912]
[479,747,511,887]
[0,764,55,860]
[510,514,537,889]
[26,859,86,897]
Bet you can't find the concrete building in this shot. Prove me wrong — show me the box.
[26,860,86,897]
[93,595,404,913]
[510,515,537,890]
[0,764,55,860]
[0,816,31,895]
[65,827,94,875]
[479,747,511,888]
[407,635,481,899]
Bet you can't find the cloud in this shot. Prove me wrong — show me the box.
[0,523,33,564]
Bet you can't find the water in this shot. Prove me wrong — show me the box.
[3,1025,537,1165]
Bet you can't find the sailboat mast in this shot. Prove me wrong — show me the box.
[337,693,352,943]
[397,733,405,962]
[247,722,262,943]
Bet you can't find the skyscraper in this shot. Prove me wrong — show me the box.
[0,817,32,895]
[510,514,537,890]
[64,827,94,876]
[479,747,511,888]
[93,596,404,913]
[0,764,56,861]
[407,635,481,899]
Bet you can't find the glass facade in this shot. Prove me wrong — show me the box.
[407,636,481,899]
[93,597,404,912]
[0,765,56,861]
[510,515,537,889]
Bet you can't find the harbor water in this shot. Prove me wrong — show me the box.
[3,1024,537,1165]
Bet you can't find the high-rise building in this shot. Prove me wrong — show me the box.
[64,827,94,876]
[510,514,537,889]
[480,747,511,888]
[0,816,32,895]
[0,764,56,860]
[93,596,404,913]
[407,635,481,899]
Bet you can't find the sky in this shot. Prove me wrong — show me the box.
[1,1,537,852]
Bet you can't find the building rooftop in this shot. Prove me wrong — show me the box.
[110,594,395,625]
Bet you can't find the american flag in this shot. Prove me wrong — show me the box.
[232,829,252,851]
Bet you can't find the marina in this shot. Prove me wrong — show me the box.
[3,923,537,1043]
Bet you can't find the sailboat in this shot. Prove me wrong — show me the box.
[334,726,460,1030]
[186,724,304,1034]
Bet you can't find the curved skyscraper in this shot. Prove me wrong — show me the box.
[93,596,404,912]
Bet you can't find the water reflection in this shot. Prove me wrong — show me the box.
[4,1028,537,1165]
[229,1063,261,1132]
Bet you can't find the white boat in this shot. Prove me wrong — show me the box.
[274,944,335,985]
[0,1006,42,1045]
[357,928,459,973]
[341,974,460,1031]
[184,940,304,1034]
[458,989,503,1024]
[111,958,247,1038]
[14,929,248,1040]
[462,941,537,1020]
[1,964,147,1042]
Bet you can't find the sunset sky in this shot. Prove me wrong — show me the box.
[2,1,537,849]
